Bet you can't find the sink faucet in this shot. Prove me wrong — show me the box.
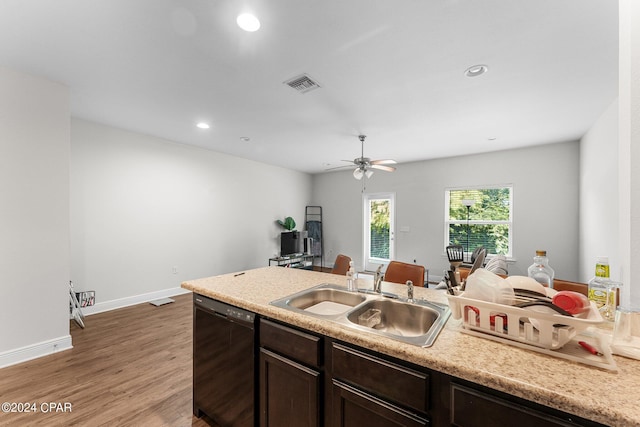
[406,280,414,303]
[373,264,384,294]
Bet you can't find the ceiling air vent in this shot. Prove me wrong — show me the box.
[284,74,321,94]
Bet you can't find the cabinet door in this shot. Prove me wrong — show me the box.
[332,380,428,427]
[450,383,575,427]
[260,348,320,427]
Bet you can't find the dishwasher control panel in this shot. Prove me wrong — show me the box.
[194,294,255,323]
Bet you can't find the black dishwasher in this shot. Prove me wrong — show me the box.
[193,294,256,427]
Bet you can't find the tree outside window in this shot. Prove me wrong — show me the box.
[364,193,395,270]
[445,187,512,257]
[370,200,390,259]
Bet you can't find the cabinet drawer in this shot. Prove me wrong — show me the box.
[332,380,428,427]
[451,383,574,427]
[331,343,429,414]
[260,318,322,367]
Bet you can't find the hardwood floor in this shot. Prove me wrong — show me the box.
[0,293,220,427]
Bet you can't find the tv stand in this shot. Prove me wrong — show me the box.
[269,254,314,270]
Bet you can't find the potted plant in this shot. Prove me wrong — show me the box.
[276,216,296,231]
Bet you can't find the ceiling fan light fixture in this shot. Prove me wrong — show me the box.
[327,135,397,180]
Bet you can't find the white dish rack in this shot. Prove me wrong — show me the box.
[446,293,617,370]
[446,293,604,350]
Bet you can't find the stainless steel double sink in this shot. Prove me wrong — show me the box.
[269,284,451,347]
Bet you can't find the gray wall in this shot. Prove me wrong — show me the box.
[71,119,312,310]
[580,100,619,283]
[0,67,71,365]
[312,141,580,282]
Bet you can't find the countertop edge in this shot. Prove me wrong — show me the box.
[181,267,640,427]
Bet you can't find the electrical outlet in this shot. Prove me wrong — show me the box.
[172,266,178,274]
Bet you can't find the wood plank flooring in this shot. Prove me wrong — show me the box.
[0,293,219,427]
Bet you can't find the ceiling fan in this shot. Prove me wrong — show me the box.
[328,135,397,180]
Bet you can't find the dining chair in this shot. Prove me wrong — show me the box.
[384,261,425,287]
[331,254,352,275]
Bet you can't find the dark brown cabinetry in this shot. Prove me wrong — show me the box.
[331,343,429,414]
[451,383,571,427]
[193,295,607,427]
[449,382,603,427]
[331,380,428,427]
[259,319,322,427]
[330,342,429,427]
[260,349,320,427]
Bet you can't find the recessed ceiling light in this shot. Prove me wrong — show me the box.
[237,13,260,32]
[464,64,489,77]
[196,122,210,129]
[488,137,497,141]
[240,136,251,142]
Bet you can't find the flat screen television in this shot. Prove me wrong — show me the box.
[280,231,308,256]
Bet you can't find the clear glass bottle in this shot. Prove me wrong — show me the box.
[588,256,617,320]
[527,250,555,288]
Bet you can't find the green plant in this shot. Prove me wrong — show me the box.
[276,216,296,231]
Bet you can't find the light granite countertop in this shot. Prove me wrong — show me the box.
[182,266,640,427]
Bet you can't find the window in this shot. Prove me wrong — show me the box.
[363,193,395,271]
[444,186,512,258]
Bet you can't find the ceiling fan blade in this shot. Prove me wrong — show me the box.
[370,164,396,172]
[325,164,355,171]
[370,159,397,165]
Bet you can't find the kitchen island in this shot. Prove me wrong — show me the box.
[182,266,640,427]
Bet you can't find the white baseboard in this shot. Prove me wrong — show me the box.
[0,335,73,369]
[80,287,191,316]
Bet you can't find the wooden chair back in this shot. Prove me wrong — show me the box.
[331,254,352,275]
[384,261,425,287]
[552,279,588,296]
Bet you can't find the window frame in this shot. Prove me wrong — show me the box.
[363,192,395,271]
[444,185,513,259]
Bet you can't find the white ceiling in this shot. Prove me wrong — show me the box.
[0,1,618,174]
